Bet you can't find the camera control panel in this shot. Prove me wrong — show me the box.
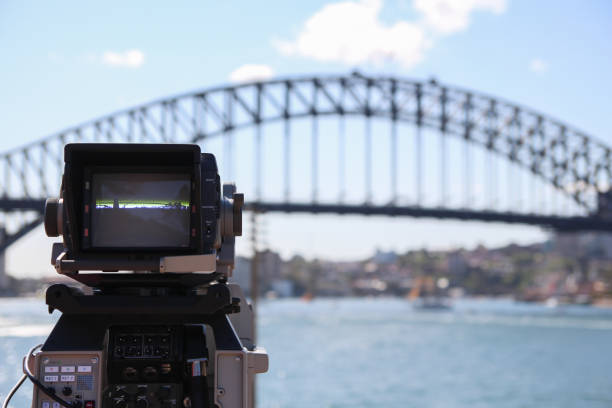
[33,351,103,408]
[105,326,184,408]
[103,384,181,408]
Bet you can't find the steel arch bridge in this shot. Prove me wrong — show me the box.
[1,72,612,251]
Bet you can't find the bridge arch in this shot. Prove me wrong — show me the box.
[1,73,611,250]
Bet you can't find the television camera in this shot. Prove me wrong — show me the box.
[8,144,268,408]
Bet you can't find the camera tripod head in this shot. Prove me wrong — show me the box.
[44,143,243,289]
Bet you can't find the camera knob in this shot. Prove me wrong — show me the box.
[232,193,243,236]
[44,198,63,237]
[112,390,129,401]
[157,386,171,399]
[113,399,128,408]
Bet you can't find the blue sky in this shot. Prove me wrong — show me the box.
[1,0,611,276]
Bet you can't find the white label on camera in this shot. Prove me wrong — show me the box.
[44,375,58,382]
[52,402,60,408]
[42,402,50,408]
[61,366,75,373]
[77,365,92,373]
[60,375,75,382]
[45,366,59,373]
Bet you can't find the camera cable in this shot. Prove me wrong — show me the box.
[1,374,26,408]
[1,344,42,408]
[20,344,79,408]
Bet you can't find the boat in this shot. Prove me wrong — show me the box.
[413,296,452,310]
[408,276,452,310]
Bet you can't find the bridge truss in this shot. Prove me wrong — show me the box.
[1,73,611,251]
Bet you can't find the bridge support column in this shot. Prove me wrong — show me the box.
[0,228,7,291]
[250,212,259,323]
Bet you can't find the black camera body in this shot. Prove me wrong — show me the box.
[30,143,266,408]
[45,143,243,284]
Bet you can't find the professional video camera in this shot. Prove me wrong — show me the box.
[10,144,268,408]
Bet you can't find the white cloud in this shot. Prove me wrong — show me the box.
[229,64,275,83]
[529,58,548,74]
[274,0,507,69]
[102,49,145,68]
[414,0,506,34]
[275,0,427,69]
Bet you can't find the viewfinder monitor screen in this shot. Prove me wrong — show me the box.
[91,173,191,248]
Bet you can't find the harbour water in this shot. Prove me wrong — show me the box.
[1,297,612,407]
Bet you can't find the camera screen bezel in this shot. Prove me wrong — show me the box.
[81,165,199,253]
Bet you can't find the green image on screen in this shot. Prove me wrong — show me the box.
[91,173,191,248]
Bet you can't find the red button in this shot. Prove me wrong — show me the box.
[85,401,95,408]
